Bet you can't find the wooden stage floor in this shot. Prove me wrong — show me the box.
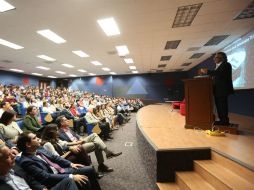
[137,104,254,170]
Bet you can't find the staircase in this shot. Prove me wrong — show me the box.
[157,151,254,190]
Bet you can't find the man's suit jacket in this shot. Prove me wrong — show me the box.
[19,147,71,188]
[0,164,45,190]
[58,128,81,142]
[208,61,234,97]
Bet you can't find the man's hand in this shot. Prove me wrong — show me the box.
[73,174,88,185]
[69,145,80,154]
[71,163,84,169]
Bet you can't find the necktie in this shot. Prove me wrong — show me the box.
[37,152,65,173]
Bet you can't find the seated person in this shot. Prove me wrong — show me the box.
[0,139,79,190]
[23,106,43,133]
[0,110,23,143]
[17,132,101,190]
[57,115,122,173]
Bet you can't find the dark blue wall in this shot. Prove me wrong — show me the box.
[189,56,254,117]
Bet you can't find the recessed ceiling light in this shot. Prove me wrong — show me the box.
[0,39,24,49]
[48,76,57,78]
[109,72,116,75]
[132,71,139,74]
[72,50,90,58]
[78,69,87,73]
[0,0,15,12]
[91,61,102,66]
[97,17,120,36]
[124,58,134,64]
[89,73,96,76]
[115,45,129,56]
[69,74,77,77]
[32,73,43,76]
[37,29,66,44]
[129,66,136,70]
[62,63,74,68]
[55,71,66,74]
[9,68,24,72]
[36,66,50,70]
[37,55,56,62]
[102,67,110,71]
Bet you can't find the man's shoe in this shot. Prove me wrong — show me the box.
[98,164,114,173]
[96,172,104,179]
[106,151,122,159]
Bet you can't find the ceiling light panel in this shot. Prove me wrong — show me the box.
[69,74,77,77]
[55,71,66,74]
[0,39,24,49]
[190,53,205,59]
[160,55,172,61]
[37,29,66,44]
[181,62,192,66]
[115,45,129,56]
[36,66,50,70]
[91,61,102,66]
[124,58,134,64]
[62,63,74,68]
[32,73,43,76]
[109,72,116,75]
[172,3,202,28]
[132,71,138,74]
[164,40,181,49]
[129,66,136,70]
[97,17,120,36]
[37,55,56,62]
[204,35,230,46]
[234,1,254,20]
[48,76,57,78]
[102,67,110,71]
[158,64,167,68]
[10,68,24,72]
[89,73,96,76]
[78,69,87,73]
[0,0,15,12]
[72,50,89,58]
[187,47,201,51]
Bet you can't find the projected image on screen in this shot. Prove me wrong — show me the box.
[223,30,254,89]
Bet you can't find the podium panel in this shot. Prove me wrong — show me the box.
[184,77,214,130]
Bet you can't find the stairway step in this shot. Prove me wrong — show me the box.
[176,171,216,190]
[211,151,254,182]
[195,160,254,190]
[157,182,180,190]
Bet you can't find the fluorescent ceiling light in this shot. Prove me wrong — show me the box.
[32,73,43,76]
[132,71,139,74]
[37,55,56,62]
[78,69,87,73]
[91,61,102,66]
[72,50,89,58]
[129,66,136,70]
[36,66,50,70]
[37,29,66,44]
[89,73,96,76]
[69,74,77,77]
[97,17,120,36]
[10,68,24,72]
[124,58,134,64]
[62,63,74,68]
[55,71,66,74]
[0,39,24,49]
[48,76,57,78]
[0,0,15,12]
[109,72,116,75]
[115,45,129,56]
[102,67,110,71]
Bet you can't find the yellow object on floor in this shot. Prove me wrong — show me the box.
[205,130,225,136]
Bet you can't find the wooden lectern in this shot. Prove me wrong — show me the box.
[184,77,214,130]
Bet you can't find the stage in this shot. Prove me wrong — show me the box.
[136,104,254,185]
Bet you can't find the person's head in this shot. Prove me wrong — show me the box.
[0,101,11,110]
[0,110,17,125]
[41,124,58,143]
[26,105,38,116]
[0,140,16,175]
[214,52,227,64]
[17,132,41,153]
[56,115,69,128]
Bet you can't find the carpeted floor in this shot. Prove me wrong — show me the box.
[89,113,157,190]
